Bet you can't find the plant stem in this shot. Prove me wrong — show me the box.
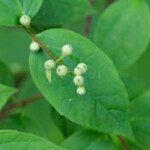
[0,93,43,121]
[118,136,129,150]
[84,0,95,36]
[23,27,58,61]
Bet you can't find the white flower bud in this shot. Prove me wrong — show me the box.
[73,75,84,86]
[74,67,82,76]
[56,65,68,76]
[61,44,73,57]
[20,15,31,27]
[76,63,87,74]
[30,41,40,52]
[77,87,86,95]
[44,60,55,70]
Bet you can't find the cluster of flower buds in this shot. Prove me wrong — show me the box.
[29,41,87,96]
[20,15,88,96]
[42,44,72,83]
[73,63,87,95]
[44,44,73,82]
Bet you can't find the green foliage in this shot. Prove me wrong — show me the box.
[0,84,17,110]
[0,78,64,144]
[32,0,93,28]
[29,29,132,138]
[121,74,146,100]
[0,60,14,86]
[0,27,30,72]
[93,0,150,70]
[130,91,150,150]
[146,0,150,6]
[126,43,150,88]
[0,0,149,149]
[0,130,65,150]
[62,130,119,150]
[0,0,42,26]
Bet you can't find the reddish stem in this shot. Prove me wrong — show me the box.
[24,27,58,61]
[0,93,43,120]
[84,0,95,36]
[118,136,129,150]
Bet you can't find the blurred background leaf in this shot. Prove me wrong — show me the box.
[93,0,150,70]
[62,130,120,150]
[130,91,150,150]
[0,84,17,111]
[0,27,30,72]
[0,78,64,145]
[32,0,94,32]
[0,60,14,86]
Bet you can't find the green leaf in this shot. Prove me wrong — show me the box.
[32,0,93,28]
[0,84,17,110]
[0,27,30,72]
[62,130,119,150]
[129,144,144,150]
[146,0,150,6]
[121,74,146,100]
[29,29,133,138]
[0,0,42,26]
[126,43,150,89]
[130,91,150,150]
[51,107,82,138]
[0,114,43,135]
[16,78,64,144]
[93,0,150,70]
[23,100,65,144]
[0,130,65,150]
[0,60,14,86]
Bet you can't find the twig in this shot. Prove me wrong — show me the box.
[24,27,58,61]
[118,136,129,150]
[0,93,43,120]
[84,0,95,36]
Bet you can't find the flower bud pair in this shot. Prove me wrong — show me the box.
[74,63,87,76]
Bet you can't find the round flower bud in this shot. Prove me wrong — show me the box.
[76,63,87,74]
[56,65,68,76]
[61,44,73,57]
[20,15,31,27]
[44,60,55,70]
[73,75,84,86]
[30,41,40,52]
[74,67,82,76]
[77,87,86,95]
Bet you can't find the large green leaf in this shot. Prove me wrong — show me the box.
[29,29,132,137]
[93,0,150,70]
[0,84,17,110]
[0,0,42,26]
[130,91,150,150]
[0,130,65,150]
[62,130,119,150]
[32,0,93,28]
